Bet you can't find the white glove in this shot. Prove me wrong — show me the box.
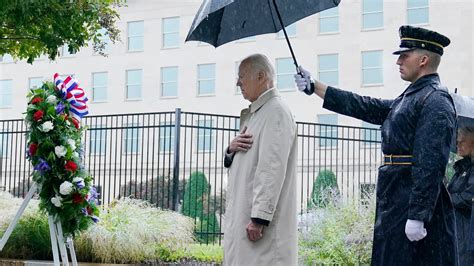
[293,66,314,94]
[405,219,427,241]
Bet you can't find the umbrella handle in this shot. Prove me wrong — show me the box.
[272,0,300,72]
[272,0,314,95]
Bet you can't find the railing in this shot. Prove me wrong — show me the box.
[0,109,382,244]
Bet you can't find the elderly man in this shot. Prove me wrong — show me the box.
[295,26,457,265]
[223,53,298,266]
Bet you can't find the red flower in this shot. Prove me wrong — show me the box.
[29,143,38,156]
[72,193,84,204]
[65,161,78,172]
[31,97,43,104]
[33,110,44,121]
[71,117,80,129]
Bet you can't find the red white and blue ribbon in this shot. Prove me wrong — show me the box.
[53,73,89,122]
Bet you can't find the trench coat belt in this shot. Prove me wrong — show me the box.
[383,154,413,165]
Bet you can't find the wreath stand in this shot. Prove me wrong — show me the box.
[0,182,78,266]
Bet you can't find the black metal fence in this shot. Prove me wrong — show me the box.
[0,109,382,244]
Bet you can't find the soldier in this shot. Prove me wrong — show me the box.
[294,25,457,265]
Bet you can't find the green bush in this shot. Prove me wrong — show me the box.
[299,189,375,265]
[119,175,184,210]
[182,171,221,243]
[308,169,339,209]
[0,211,51,259]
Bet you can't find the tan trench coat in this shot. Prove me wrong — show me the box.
[224,89,298,266]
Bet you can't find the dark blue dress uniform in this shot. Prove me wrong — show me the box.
[448,157,474,265]
[322,26,457,265]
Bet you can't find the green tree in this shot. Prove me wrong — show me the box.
[182,171,220,243]
[0,0,121,63]
[308,169,339,209]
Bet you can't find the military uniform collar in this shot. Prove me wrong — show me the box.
[249,88,279,113]
[454,156,473,171]
[403,73,440,96]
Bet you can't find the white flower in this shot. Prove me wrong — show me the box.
[73,177,85,189]
[67,139,76,151]
[54,146,67,158]
[39,121,54,132]
[51,195,63,207]
[72,152,79,159]
[46,95,57,104]
[72,177,84,183]
[59,181,73,195]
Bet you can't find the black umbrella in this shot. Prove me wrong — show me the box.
[185,0,341,75]
[450,91,474,152]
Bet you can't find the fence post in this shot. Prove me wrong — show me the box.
[172,108,182,211]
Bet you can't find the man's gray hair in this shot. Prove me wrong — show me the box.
[241,54,275,81]
[459,126,474,139]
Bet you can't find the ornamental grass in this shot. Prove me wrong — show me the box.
[74,198,196,263]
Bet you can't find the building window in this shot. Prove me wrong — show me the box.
[276,58,295,91]
[362,121,381,147]
[0,80,13,108]
[277,23,296,38]
[159,122,174,152]
[360,183,376,205]
[407,0,429,25]
[89,125,107,155]
[0,133,10,157]
[318,54,338,87]
[92,72,108,102]
[124,124,141,154]
[362,50,383,86]
[94,28,111,55]
[197,64,216,95]
[59,74,75,80]
[197,120,214,152]
[0,54,14,63]
[161,67,178,97]
[126,69,142,100]
[319,7,339,33]
[127,21,144,51]
[59,44,76,57]
[28,77,43,90]
[362,0,383,30]
[162,17,180,48]
[318,114,338,147]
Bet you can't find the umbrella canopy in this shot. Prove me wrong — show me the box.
[186,0,340,68]
[451,93,474,128]
[450,92,474,152]
[186,0,340,47]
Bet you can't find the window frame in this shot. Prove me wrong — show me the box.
[127,20,144,52]
[160,66,179,98]
[125,69,143,101]
[197,63,216,96]
[361,0,384,31]
[162,17,180,49]
[276,57,296,91]
[361,50,384,87]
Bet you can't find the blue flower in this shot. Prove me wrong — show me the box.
[73,177,85,189]
[34,158,50,173]
[55,102,65,114]
[80,208,88,216]
[91,215,100,223]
